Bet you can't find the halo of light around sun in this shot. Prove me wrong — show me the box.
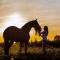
[0,12,27,34]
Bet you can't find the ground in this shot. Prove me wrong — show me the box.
[0,43,60,60]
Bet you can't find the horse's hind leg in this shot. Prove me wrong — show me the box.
[4,38,10,55]
[19,42,23,53]
[25,43,27,54]
[25,41,28,54]
[4,38,13,55]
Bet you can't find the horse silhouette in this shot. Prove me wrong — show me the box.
[3,19,41,55]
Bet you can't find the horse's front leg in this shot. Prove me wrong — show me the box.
[25,34,30,54]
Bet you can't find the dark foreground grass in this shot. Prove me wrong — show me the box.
[13,52,60,60]
[0,44,60,60]
[14,53,52,60]
[0,52,60,60]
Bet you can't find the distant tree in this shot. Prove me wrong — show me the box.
[54,35,60,41]
[53,35,60,47]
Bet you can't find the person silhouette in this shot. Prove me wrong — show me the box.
[40,26,48,54]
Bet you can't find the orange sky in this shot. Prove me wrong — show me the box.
[0,0,60,43]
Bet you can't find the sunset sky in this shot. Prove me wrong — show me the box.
[0,0,60,43]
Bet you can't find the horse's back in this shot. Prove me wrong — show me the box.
[3,26,20,41]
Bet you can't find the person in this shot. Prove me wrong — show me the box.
[40,26,48,54]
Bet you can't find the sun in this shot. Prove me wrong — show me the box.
[0,12,27,34]
[4,13,27,28]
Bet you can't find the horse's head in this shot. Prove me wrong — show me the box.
[33,19,41,34]
[21,19,41,34]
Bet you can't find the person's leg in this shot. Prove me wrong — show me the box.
[42,40,46,54]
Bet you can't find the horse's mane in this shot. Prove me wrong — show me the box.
[21,20,34,28]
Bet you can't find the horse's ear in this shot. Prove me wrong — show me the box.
[34,18,37,22]
[36,18,37,21]
[35,18,37,21]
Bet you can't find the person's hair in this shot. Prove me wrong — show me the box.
[44,26,48,36]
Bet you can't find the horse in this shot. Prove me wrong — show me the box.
[3,19,41,55]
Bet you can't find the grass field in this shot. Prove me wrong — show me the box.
[0,43,60,60]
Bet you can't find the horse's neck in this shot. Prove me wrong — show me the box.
[21,22,33,33]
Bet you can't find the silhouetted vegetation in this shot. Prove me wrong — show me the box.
[0,40,60,60]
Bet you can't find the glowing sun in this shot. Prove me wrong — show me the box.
[4,13,27,28]
[1,12,27,34]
